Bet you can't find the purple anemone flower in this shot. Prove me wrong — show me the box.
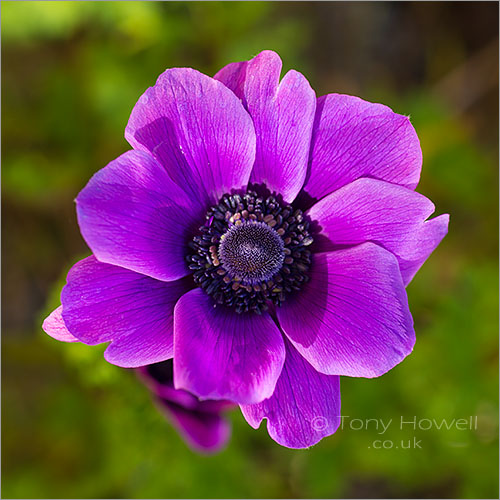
[43,50,449,449]
[136,360,234,453]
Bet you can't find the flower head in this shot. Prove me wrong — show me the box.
[43,50,449,449]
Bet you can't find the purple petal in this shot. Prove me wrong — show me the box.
[136,362,232,453]
[157,397,231,453]
[173,288,285,404]
[307,178,449,285]
[61,256,191,368]
[213,61,247,101]
[76,150,202,282]
[137,362,236,412]
[136,362,193,407]
[398,213,450,284]
[138,366,197,408]
[241,340,341,449]
[302,94,422,203]
[125,68,256,208]
[42,306,79,343]
[215,50,316,203]
[276,244,415,378]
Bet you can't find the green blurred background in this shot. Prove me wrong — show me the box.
[2,1,499,498]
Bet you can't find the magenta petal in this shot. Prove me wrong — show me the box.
[76,150,203,282]
[277,244,415,378]
[398,213,450,284]
[302,94,422,202]
[42,306,79,343]
[137,362,232,453]
[307,177,449,285]
[241,340,341,449]
[104,329,173,368]
[137,362,235,412]
[215,50,316,203]
[61,256,191,368]
[213,61,247,101]
[136,363,196,408]
[125,67,256,207]
[157,398,231,453]
[173,289,285,404]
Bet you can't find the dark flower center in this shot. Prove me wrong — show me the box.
[218,221,285,284]
[187,191,313,314]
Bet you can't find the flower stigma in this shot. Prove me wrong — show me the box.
[219,221,285,284]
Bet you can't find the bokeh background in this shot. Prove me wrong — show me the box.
[2,1,499,498]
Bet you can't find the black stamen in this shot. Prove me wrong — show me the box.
[186,191,313,314]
